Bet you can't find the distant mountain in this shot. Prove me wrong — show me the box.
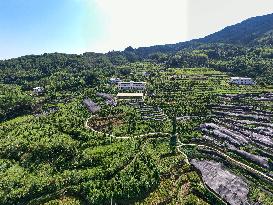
[198,13,273,46]
[131,13,273,57]
[1,13,272,87]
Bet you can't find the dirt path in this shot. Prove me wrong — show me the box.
[86,116,273,183]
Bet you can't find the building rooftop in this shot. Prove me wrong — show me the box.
[117,93,144,97]
[83,98,101,113]
[230,77,252,80]
[118,81,146,84]
[33,86,44,89]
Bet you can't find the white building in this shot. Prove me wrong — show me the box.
[143,71,150,77]
[109,77,122,84]
[230,77,255,85]
[33,87,44,95]
[116,93,144,101]
[118,81,146,90]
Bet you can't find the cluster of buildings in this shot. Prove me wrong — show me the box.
[107,75,256,103]
[116,81,146,101]
[109,78,146,101]
[229,77,255,85]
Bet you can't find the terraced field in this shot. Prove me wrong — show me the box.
[1,64,273,204]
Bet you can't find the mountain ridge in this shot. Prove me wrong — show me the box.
[1,12,273,85]
[198,12,273,45]
[131,12,273,57]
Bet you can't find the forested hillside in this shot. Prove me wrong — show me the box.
[1,42,273,121]
[133,12,273,54]
[1,13,273,92]
[128,13,273,83]
[199,13,273,45]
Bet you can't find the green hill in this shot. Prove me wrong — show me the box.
[126,13,273,84]
[198,13,273,46]
[132,12,273,56]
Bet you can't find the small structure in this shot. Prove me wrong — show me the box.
[118,81,146,90]
[109,77,122,84]
[97,93,115,101]
[143,71,150,77]
[97,93,117,106]
[169,75,178,81]
[33,87,44,95]
[116,93,144,101]
[83,98,101,113]
[230,77,255,85]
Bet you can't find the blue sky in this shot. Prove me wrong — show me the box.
[0,0,273,59]
[0,0,103,59]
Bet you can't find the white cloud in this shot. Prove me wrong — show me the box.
[90,0,188,52]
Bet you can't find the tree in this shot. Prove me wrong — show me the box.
[127,111,137,134]
[170,115,177,154]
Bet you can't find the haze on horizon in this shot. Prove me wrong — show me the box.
[0,0,273,60]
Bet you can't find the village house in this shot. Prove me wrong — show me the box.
[230,77,255,85]
[117,81,146,90]
[33,87,44,95]
[109,77,122,84]
[143,71,150,77]
[116,93,144,101]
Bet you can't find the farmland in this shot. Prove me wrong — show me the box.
[1,61,273,204]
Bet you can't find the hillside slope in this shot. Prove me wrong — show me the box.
[199,13,273,45]
[132,12,273,57]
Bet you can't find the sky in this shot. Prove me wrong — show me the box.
[0,0,273,59]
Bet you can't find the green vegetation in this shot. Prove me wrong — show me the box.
[1,13,273,204]
[1,59,272,204]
